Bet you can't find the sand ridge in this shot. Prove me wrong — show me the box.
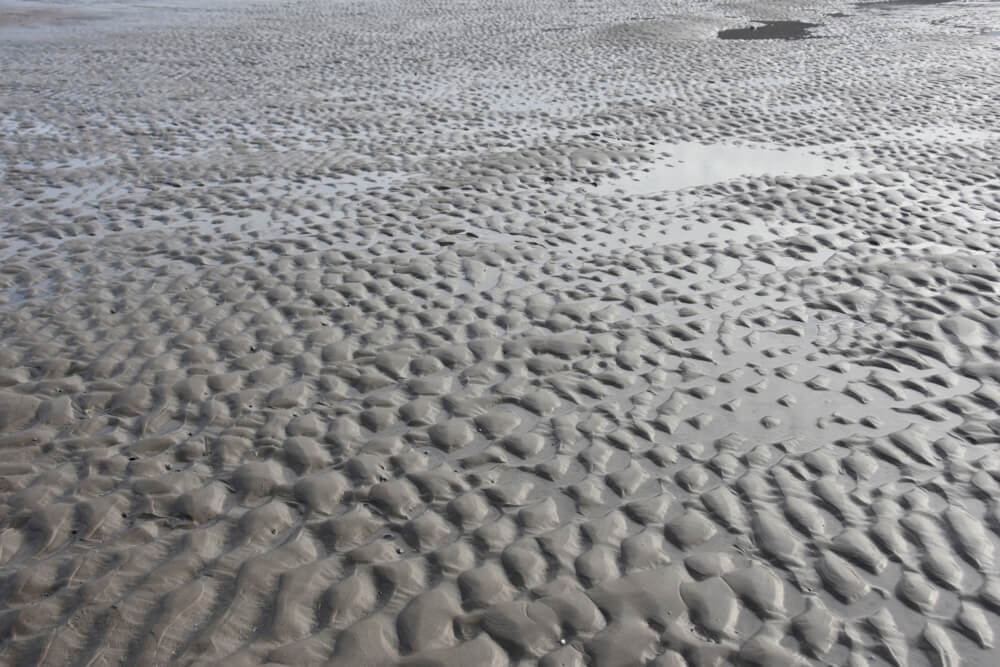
[2,0,1000,665]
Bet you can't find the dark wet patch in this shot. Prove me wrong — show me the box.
[717,21,820,41]
[0,7,102,28]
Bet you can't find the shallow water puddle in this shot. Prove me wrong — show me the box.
[593,142,854,196]
[856,0,958,8]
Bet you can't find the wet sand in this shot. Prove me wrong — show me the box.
[1,0,1000,665]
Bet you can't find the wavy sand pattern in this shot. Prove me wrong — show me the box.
[2,0,1000,665]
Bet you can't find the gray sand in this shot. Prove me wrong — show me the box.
[1,0,1000,665]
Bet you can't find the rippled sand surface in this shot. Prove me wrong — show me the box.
[2,0,1000,665]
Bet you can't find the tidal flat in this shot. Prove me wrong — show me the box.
[1,0,1000,665]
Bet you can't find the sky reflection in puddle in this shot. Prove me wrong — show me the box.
[594,141,854,196]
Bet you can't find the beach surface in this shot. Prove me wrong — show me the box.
[2,0,1000,664]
